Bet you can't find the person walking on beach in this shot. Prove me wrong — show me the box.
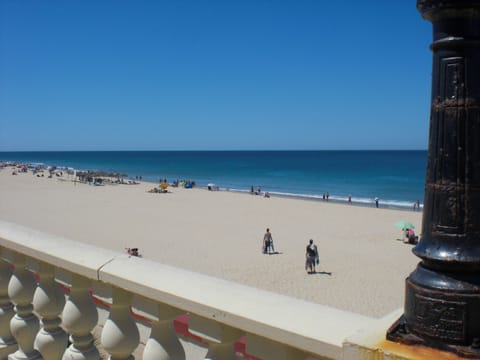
[374,197,379,208]
[263,228,274,254]
[305,239,319,274]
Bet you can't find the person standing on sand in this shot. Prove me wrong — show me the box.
[305,239,319,274]
[263,228,274,254]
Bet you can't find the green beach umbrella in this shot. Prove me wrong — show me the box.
[394,221,415,229]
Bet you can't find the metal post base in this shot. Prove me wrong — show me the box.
[387,263,480,358]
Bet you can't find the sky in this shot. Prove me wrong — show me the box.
[0,1,433,151]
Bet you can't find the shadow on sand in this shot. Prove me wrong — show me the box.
[308,271,332,276]
[396,238,416,246]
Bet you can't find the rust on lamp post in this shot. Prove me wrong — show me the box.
[387,0,480,358]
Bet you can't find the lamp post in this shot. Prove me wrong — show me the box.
[387,0,480,357]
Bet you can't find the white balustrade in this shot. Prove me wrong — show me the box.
[101,287,139,359]
[0,259,17,358]
[62,274,99,360]
[32,262,67,360]
[0,220,376,360]
[143,304,185,360]
[7,254,41,360]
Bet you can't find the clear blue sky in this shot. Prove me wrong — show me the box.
[0,1,432,151]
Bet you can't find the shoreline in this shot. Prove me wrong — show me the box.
[1,160,424,212]
[0,165,423,318]
[0,150,426,210]
[220,187,423,211]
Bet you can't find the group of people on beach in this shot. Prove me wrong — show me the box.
[158,178,196,188]
[250,185,270,198]
[262,228,320,274]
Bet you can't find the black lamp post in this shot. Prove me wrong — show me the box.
[387,1,480,357]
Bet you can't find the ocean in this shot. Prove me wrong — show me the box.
[0,151,427,209]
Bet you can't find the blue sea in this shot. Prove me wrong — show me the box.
[0,151,427,209]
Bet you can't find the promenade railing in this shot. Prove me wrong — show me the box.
[0,220,372,360]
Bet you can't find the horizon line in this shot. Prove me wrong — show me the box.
[0,149,428,152]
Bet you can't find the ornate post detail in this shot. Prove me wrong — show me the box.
[7,254,41,360]
[33,263,67,360]
[0,259,17,357]
[189,316,243,360]
[143,304,185,360]
[62,274,99,360]
[100,287,139,360]
[387,1,480,357]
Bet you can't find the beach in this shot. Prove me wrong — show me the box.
[0,167,422,318]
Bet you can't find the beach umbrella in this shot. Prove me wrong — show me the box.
[394,221,415,229]
[159,183,169,189]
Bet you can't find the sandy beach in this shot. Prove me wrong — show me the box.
[0,167,422,318]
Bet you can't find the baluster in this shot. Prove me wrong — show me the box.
[189,316,242,360]
[100,287,139,360]
[143,304,185,360]
[8,254,41,360]
[33,263,67,360]
[62,274,99,360]
[0,259,17,358]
